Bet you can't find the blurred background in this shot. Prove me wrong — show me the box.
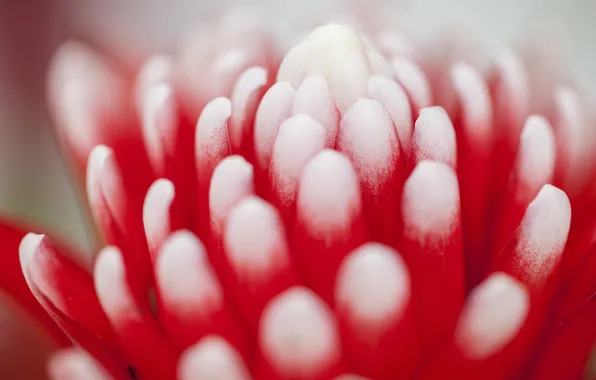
[0,0,594,251]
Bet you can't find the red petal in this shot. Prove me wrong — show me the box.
[0,222,67,346]
[94,246,178,380]
[293,150,367,304]
[335,243,419,379]
[400,161,464,353]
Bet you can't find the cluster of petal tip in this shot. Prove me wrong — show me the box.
[10,18,596,380]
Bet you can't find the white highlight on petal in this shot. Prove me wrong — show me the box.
[48,348,114,380]
[178,336,251,380]
[451,63,492,149]
[94,246,134,319]
[336,243,410,327]
[554,87,592,195]
[196,97,232,173]
[292,76,339,145]
[455,273,529,359]
[392,57,432,112]
[143,179,175,256]
[86,145,125,223]
[156,231,222,315]
[135,55,174,114]
[297,149,362,236]
[515,184,571,287]
[277,24,372,114]
[402,161,460,243]
[229,66,268,150]
[492,49,529,133]
[141,83,177,173]
[85,145,126,235]
[260,287,340,378]
[209,156,255,235]
[87,145,112,183]
[224,196,288,275]
[269,115,327,208]
[367,76,412,151]
[411,106,457,168]
[515,116,556,198]
[48,42,128,156]
[19,232,44,272]
[338,98,399,195]
[254,81,296,171]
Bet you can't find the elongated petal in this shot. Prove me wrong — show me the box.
[492,185,571,293]
[419,273,529,380]
[337,98,402,245]
[143,179,178,260]
[492,116,556,256]
[19,234,125,376]
[229,66,269,159]
[258,287,345,379]
[87,145,152,295]
[292,76,340,146]
[269,114,327,225]
[293,150,366,304]
[140,82,195,223]
[195,96,233,240]
[409,106,457,170]
[178,336,252,380]
[254,82,296,173]
[450,62,494,286]
[0,223,67,345]
[224,196,299,332]
[208,156,255,277]
[336,243,418,379]
[95,246,178,379]
[48,348,126,380]
[155,231,248,355]
[48,41,153,202]
[401,161,464,352]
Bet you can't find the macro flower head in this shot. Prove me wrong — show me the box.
[0,5,595,380]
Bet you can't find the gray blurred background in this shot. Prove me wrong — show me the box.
[0,0,594,250]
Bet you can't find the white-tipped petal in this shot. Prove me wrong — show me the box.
[178,336,251,380]
[455,273,529,359]
[94,246,133,319]
[514,185,571,287]
[411,106,457,168]
[225,197,289,276]
[209,156,255,235]
[336,243,410,326]
[297,150,362,236]
[338,98,400,195]
[229,66,268,151]
[278,24,372,114]
[269,115,327,209]
[292,76,339,145]
[402,161,460,243]
[367,76,412,151]
[260,287,341,378]
[141,83,177,173]
[156,231,221,316]
[48,349,114,380]
[135,55,174,114]
[196,97,232,176]
[392,57,432,111]
[254,82,296,170]
[143,179,175,256]
[515,116,556,198]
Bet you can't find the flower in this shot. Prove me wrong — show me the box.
[1,9,595,380]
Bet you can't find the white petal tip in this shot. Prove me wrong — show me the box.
[19,233,45,268]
